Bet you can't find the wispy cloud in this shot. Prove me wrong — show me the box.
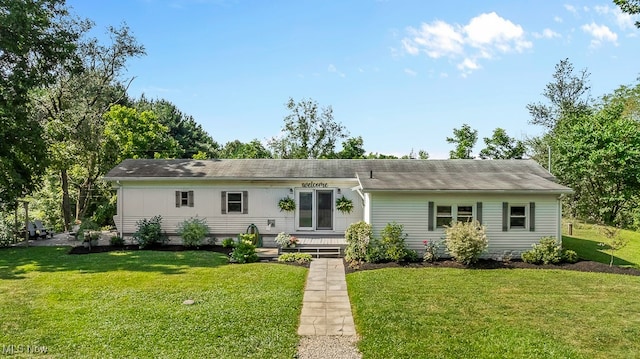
[404,68,417,76]
[581,22,618,47]
[564,4,577,14]
[401,12,531,76]
[533,28,561,39]
[327,64,346,78]
[594,4,638,30]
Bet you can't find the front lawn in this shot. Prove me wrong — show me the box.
[347,267,640,359]
[562,221,640,268]
[0,246,307,358]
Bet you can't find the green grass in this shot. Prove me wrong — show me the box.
[562,221,640,268]
[0,247,307,358]
[347,267,640,359]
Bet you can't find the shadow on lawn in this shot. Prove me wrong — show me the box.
[0,246,229,280]
[563,235,635,267]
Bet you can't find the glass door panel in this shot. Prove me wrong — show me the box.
[316,190,333,230]
[298,191,313,229]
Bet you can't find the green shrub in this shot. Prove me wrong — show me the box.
[380,222,409,262]
[238,233,257,246]
[521,237,563,264]
[344,221,372,263]
[230,240,259,264]
[365,239,387,263]
[110,235,125,247]
[423,240,440,263]
[444,220,488,265]
[133,215,167,249]
[78,218,100,240]
[563,249,579,263]
[177,217,209,247]
[278,253,313,264]
[521,237,578,264]
[404,249,420,262]
[221,238,235,248]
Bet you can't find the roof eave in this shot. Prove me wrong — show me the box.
[362,189,573,194]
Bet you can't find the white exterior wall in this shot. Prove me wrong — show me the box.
[113,179,362,240]
[367,192,562,258]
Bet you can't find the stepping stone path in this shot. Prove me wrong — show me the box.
[298,258,356,336]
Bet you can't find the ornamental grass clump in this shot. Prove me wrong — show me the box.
[444,220,488,265]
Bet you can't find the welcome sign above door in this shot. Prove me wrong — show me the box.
[301,182,329,188]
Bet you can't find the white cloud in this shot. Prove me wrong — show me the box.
[581,22,618,47]
[401,12,531,76]
[404,68,417,76]
[533,28,561,39]
[564,4,577,13]
[595,4,638,30]
[327,64,346,78]
[554,16,563,23]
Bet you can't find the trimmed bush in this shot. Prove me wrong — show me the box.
[344,221,373,263]
[230,240,259,264]
[444,220,488,265]
[365,239,387,263]
[521,237,575,264]
[110,235,125,247]
[278,253,313,264]
[133,215,167,249]
[380,222,409,262]
[221,237,235,248]
[177,217,209,248]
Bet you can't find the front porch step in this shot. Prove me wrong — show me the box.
[280,245,343,258]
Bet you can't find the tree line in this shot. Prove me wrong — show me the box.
[1,0,639,236]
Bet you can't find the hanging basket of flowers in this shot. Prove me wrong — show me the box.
[335,195,354,214]
[278,197,296,212]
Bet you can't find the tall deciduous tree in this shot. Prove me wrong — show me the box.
[526,58,592,130]
[33,24,145,229]
[614,0,640,28]
[479,128,526,159]
[220,139,272,159]
[268,97,347,159]
[446,124,477,159]
[337,137,366,159]
[0,0,82,208]
[552,96,640,225]
[134,96,219,159]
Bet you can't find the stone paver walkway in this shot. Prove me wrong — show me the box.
[298,258,356,336]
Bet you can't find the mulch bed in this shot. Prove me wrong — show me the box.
[344,258,640,276]
[68,244,234,256]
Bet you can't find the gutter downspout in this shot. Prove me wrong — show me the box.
[116,181,123,239]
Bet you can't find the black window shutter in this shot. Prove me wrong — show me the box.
[175,191,181,208]
[188,191,194,207]
[242,191,248,214]
[476,202,483,224]
[428,201,434,231]
[502,202,508,231]
[221,191,227,214]
[529,202,535,232]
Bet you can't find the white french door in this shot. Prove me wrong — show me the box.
[296,189,334,230]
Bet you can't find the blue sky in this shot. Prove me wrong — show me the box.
[66,0,639,158]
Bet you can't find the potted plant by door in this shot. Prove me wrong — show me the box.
[335,195,354,214]
[278,197,296,212]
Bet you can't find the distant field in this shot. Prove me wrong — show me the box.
[562,220,640,268]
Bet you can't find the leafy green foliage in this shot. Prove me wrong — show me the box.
[614,0,640,28]
[479,128,525,159]
[444,220,488,265]
[335,195,354,214]
[133,215,167,248]
[521,237,574,265]
[220,139,272,159]
[268,97,347,159]
[109,235,125,247]
[380,222,410,262]
[344,221,373,263]
[278,197,296,212]
[177,217,210,248]
[221,238,235,248]
[446,123,478,159]
[277,253,312,264]
[337,136,366,159]
[230,240,259,264]
[77,218,100,240]
[423,240,441,262]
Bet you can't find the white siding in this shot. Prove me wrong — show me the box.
[114,179,361,239]
[368,192,561,257]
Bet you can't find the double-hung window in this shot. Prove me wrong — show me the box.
[502,202,534,231]
[175,191,194,207]
[227,192,243,213]
[221,191,248,214]
[435,204,474,228]
[509,204,527,230]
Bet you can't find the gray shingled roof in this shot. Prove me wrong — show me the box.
[104,159,572,193]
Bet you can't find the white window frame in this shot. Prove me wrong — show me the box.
[227,192,243,214]
[509,204,528,230]
[435,204,474,229]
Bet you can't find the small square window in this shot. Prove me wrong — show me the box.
[227,192,243,213]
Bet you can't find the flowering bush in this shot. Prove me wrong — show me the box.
[278,253,312,264]
[344,221,372,263]
[444,220,488,265]
[274,232,298,247]
[230,240,259,263]
[423,240,440,262]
